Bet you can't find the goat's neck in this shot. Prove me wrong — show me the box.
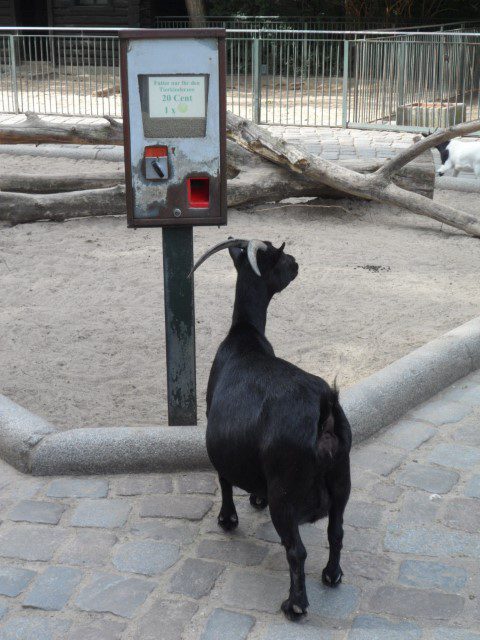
[232,276,271,335]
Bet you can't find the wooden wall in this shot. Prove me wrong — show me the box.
[0,0,16,25]
[50,0,140,27]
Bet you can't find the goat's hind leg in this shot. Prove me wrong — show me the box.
[217,476,238,531]
[269,490,308,620]
[322,460,350,587]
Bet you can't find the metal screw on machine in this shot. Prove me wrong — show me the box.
[173,208,182,218]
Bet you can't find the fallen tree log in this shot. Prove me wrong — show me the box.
[0,186,126,224]
[226,139,434,206]
[1,112,479,236]
[0,142,434,224]
[0,141,433,201]
[0,111,432,198]
[226,113,480,238]
[0,172,124,193]
[0,112,123,145]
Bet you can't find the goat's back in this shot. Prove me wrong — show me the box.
[206,342,341,496]
[448,139,480,166]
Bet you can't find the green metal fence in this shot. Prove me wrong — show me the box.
[0,27,479,132]
[226,31,480,130]
[0,31,121,117]
[348,35,480,130]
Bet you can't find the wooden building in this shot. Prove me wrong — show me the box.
[0,0,188,28]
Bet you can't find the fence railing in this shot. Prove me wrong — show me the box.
[0,33,121,117]
[0,27,479,132]
[226,32,480,129]
[154,15,422,31]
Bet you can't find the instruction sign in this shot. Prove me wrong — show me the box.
[148,76,206,119]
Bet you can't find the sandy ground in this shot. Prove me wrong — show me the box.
[1,152,480,429]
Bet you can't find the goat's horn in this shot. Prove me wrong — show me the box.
[247,240,268,277]
[187,238,249,277]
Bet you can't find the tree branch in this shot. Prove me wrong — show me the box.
[376,119,480,179]
[226,112,480,238]
[0,112,124,145]
[0,186,125,224]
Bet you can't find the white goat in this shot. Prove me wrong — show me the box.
[435,139,480,177]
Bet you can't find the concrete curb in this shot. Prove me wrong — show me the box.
[30,426,210,475]
[0,395,56,473]
[1,315,480,475]
[343,315,480,444]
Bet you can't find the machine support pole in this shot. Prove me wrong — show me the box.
[162,226,197,426]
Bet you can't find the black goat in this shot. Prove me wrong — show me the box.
[191,238,352,620]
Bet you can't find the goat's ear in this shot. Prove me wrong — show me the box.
[228,246,244,268]
[270,242,285,267]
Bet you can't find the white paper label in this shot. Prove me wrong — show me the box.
[148,76,206,118]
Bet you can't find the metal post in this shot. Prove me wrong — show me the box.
[162,226,197,426]
[252,36,262,124]
[9,34,19,114]
[397,41,406,116]
[438,36,445,127]
[458,40,466,114]
[342,39,349,128]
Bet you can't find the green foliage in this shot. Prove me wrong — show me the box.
[205,0,480,23]
[206,0,339,18]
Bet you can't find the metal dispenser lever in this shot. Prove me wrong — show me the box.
[152,160,165,178]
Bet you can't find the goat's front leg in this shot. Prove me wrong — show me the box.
[217,476,238,531]
[269,494,308,620]
[322,463,350,587]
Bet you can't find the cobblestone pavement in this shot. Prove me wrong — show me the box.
[0,370,480,639]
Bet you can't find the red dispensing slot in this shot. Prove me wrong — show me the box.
[187,178,210,208]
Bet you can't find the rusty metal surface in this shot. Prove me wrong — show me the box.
[118,29,226,40]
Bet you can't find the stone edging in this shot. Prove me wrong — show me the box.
[1,315,479,475]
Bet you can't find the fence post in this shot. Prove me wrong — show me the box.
[458,40,467,116]
[252,36,262,124]
[397,41,406,115]
[9,34,19,114]
[342,39,349,128]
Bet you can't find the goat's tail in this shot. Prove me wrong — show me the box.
[317,381,340,460]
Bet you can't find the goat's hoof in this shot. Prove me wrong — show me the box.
[322,567,343,587]
[249,494,268,510]
[281,598,307,621]
[218,512,238,531]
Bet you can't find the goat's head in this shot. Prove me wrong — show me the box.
[189,238,298,294]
